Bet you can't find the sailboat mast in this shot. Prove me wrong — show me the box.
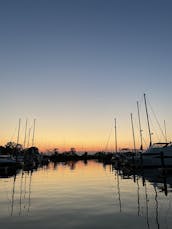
[164,120,168,143]
[131,113,136,153]
[32,119,36,147]
[137,101,143,150]
[114,118,118,153]
[144,93,152,147]
[17,118,21,145]
[27,128,31,148]
[23,119,28,148]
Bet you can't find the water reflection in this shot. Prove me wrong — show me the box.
[112,164,172,229]
[2,170,34,217]
[0,161,172,229]
[115,170,122,212]
[0,166,20,178]
[10,174,16,216]
[47,160,89,171]
[112,164,172,196]
[0,161,92,218]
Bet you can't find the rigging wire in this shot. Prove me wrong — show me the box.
[103,122,113,152]
[9,125,17,143]
[147,96,166,141]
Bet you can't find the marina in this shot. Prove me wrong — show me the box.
[1,1,172,228]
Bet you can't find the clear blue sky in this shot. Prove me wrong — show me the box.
[0,0,172,152]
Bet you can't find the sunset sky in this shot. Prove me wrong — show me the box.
[1,0,172,153]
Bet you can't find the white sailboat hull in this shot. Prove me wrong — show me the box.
[141,144,172,167]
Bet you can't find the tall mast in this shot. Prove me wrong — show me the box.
[27,128,31,148]
[114,118,118,153]
[32,119,36,147]
[144,93,152,147]
[23,119,28,148]
[164,120,168,143]
[137,101,143,150]
[17,118,21,145]
[131,113,136,153]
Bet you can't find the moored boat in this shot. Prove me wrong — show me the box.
[0,154,22,167]
[140,142,172,168]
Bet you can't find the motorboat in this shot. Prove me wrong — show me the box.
[140,142,172,167]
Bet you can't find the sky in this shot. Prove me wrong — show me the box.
[0,0,172,153]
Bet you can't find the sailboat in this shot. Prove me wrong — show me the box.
[140,94,172,168]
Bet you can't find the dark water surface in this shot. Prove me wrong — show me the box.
[0,160,172,229]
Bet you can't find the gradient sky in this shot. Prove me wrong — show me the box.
[1,0,172,152]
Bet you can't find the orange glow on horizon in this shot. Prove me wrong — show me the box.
[0,134,145,153]
[0,117,152,153]
[34,140,140,153]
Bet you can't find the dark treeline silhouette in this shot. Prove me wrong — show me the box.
[49,148,113,163]
[0,142,114,166]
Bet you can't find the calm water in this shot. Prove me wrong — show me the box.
[0,160,172,229]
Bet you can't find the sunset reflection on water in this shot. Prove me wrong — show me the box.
[0,160,172,229]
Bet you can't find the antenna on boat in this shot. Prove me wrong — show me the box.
[130,113,136,154]
[137,101,143,151]
[114,118,118,153]
[144,93,152,147]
